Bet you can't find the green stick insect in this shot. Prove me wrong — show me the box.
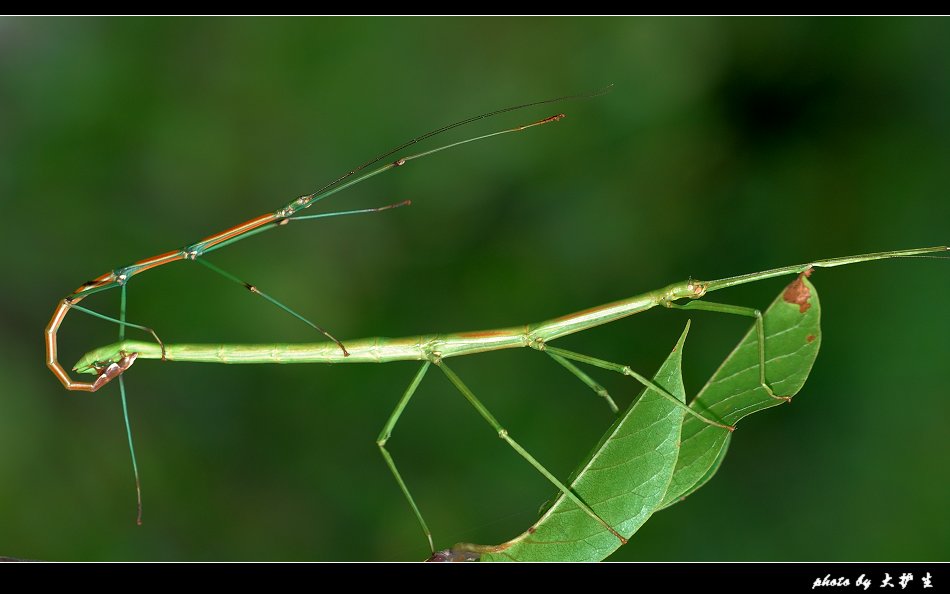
[48,90,948,561]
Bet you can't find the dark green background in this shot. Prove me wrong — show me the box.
[1,17,947,561]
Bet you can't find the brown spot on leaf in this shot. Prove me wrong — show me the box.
[783,271,813,314]
[806,334,816,343]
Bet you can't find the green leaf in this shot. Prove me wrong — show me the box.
[656,432,730,512]
[473,322,692,562]
[659,275,821,509]
[431,275,823,562]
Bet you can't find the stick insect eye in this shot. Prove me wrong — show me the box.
[117,352,139,370]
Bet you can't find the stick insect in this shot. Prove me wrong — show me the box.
[48,89,948,559]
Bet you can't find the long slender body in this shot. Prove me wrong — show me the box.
[74,246,948,372]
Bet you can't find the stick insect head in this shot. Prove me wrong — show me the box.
[73,343,124,375]
[73,345,137,392]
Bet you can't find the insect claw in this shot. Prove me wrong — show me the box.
[90,352,139,392]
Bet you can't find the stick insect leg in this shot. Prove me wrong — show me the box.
[546,352,619,414]
[194,258,349,356]
[663,300,790,402]
[200,201,413,256]
[376,361,434,553]
[540,345,735,432]
[287,200,411,222]
[117,284,144,525]
[436,360,628,545]
[67,302,166,366]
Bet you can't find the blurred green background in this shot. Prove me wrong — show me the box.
[1,17,947,561]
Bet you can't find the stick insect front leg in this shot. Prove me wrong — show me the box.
[184,201,417,355]
[117,284,144,525]
[192,257,350,356]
